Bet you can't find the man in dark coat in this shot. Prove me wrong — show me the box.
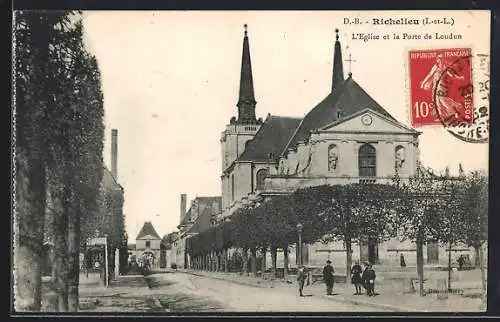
[297,265,307,297]
[362,263,376,296]
[323,260,335,295]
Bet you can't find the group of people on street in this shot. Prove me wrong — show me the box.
[296,260,377,297]
[350,260,376,296]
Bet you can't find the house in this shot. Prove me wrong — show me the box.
[135,221,162,268]
[173,195,222,268]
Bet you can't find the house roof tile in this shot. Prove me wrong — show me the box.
[238,116,302,162]
[282,76,398,154]
[136,221,161,240]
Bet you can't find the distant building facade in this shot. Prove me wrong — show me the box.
[135,221,162,268]
[172,195,222,269]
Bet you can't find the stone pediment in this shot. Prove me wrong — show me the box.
[319,108,419,134]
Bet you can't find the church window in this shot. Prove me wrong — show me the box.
[328,144,339,171]
[256,169,269,191]
[231,174,235,202]
[395,145,405,172]
[145,241,151,248]
[358,144,376,177]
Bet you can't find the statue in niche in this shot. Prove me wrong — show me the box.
[328,145,339,171]
[395,146,405,171]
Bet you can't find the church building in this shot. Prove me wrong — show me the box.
[213,25,470,269]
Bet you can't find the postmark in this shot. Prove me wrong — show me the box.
[408,48,474,128]
[438,53,490,143]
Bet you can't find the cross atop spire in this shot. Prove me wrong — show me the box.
[345,52,356,76]
[236,23,257,124]
[331,28,345,92]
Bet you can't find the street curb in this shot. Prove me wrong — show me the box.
[181,270,274,289]
[320,295,422,312]
[181,270,425,312]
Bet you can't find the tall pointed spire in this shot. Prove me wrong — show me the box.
[236,23,257,124]
[331,28,345,92]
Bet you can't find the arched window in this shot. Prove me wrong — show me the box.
[358,144,376,177]
[256,169,269,191]
[328,144,339,171]
[395,145,405,172]
[231,174,235,202]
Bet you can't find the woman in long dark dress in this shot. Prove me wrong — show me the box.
[351,260,363,295]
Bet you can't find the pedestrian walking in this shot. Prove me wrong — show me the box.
[323,260,335,295]
[351,260,363,295]
[362,263,376,296]
[400,254,406,267]
[296,265,307,297]
[457,255,465,271]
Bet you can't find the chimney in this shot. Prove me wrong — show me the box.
[111,129,118,180]
[180,194,187,221]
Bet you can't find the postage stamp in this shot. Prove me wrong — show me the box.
[408,48,473,128]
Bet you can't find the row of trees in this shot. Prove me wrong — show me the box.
[186,169,487,296]
[14,11,125,312]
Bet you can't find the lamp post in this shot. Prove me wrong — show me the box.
[296,223,303,266]
[104,233,109,287]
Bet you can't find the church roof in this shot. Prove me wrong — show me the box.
[238,115,302,162]
[136,221,161,240]
[102,166,121,190]
[236,24,258,125]
[186,197,222,234]
[282,75,399,155]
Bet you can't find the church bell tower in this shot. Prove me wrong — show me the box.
[220,24,262,173]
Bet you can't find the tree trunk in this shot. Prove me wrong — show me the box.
[14,149,46,312]
[67,188,80,312]
[52,182,70,312]
[448,241,452,292]
[416,236,425,296]
[345,238,352,280]
[479,241,487,302]
[109,248,115,281]
[250,248,257,277]
[271,246,277,279]
[242,248,248,275]
[224,250,229,273]
[283,246,289,281]
[261,247,267,277]
[474,245,481,268]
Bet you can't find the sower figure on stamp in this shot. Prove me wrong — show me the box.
[419,53,465,121]
[296,265,308,297]
[323,260,335,295]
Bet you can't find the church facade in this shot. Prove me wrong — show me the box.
[212,26,474,269]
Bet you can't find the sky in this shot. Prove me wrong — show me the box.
[80,11,490,243]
